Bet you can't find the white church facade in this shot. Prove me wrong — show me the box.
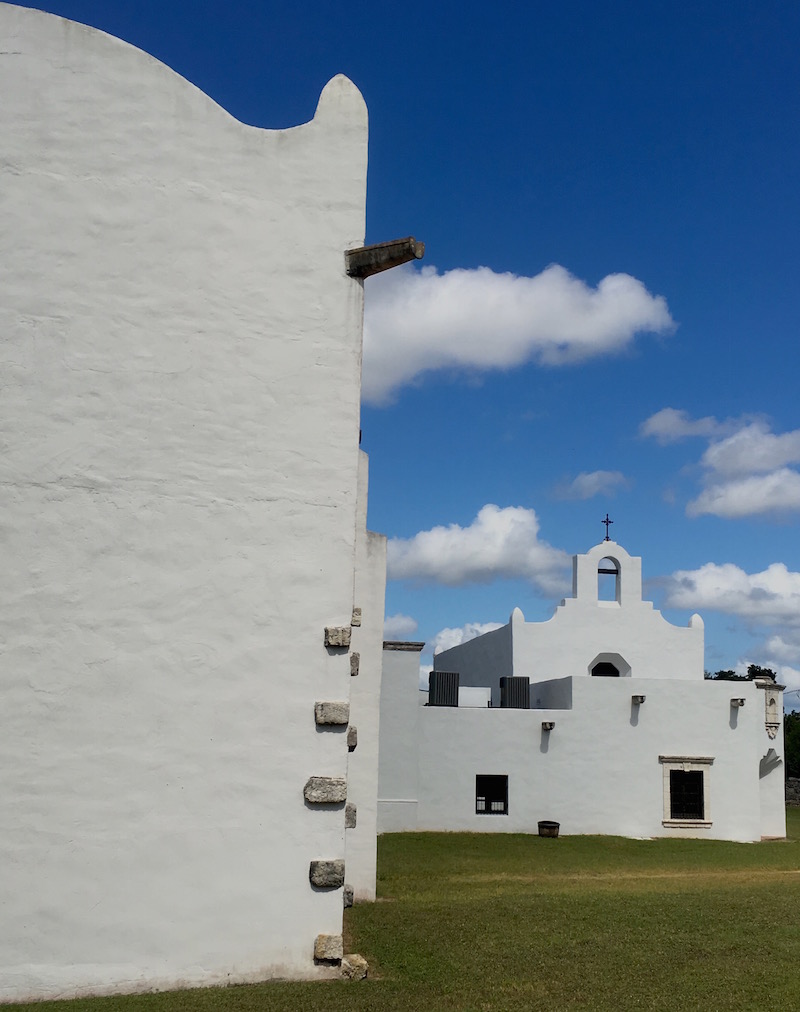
[378,540,786,843]
[0,4,788,1005]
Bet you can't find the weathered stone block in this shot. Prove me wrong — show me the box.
[304,776,347,804]
[343,884,354,908]
[347,725,358,751]
[341,953,368,980]
[345,802,357,828]
[350,652,360,676]
[314,701,350,726]
[325,626,351,648]
[314,934,343,962]
[309,860,345,888]
[351,607,362,627]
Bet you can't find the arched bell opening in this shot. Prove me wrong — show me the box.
[598,556,620,603]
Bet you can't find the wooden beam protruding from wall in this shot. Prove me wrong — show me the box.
[345,236,424,279]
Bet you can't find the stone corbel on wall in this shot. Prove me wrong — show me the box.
[314,701,350,725]
[304,776,347,804]
[324,626,351,648]
[309,860,345,888]
[314,934,343,963]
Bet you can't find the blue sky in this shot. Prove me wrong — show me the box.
[21,1,800,702]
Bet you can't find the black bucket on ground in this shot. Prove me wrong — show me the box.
[538,820,560,838]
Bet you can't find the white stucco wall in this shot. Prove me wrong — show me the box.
[377,644,424,832]
[414,677,784,842]
[1,5,370,1001]
[345,452,387,900]
[436,542,704,688]
[398,541,784,844]
[437,622,513,706]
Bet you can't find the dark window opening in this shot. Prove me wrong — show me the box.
[592,662,620,677]
[475,774,508,815]
[670,769,704,820]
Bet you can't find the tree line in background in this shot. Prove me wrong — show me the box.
[704,665,800,779]
[703,664,778,682]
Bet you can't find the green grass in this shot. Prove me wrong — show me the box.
[10,809,800,1012]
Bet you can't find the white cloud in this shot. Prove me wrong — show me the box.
[764,634,800,664]
[664,562,800,623]
[383,613,419,639]
[639,407,725,444]
[554,469,632,500]
[699,422,800,478]
[688,468,800,518]
[643,410,800,519]
[665,563,800,702]
[429,622,504,655]
[387,504,570,593]
[362,263,674,404]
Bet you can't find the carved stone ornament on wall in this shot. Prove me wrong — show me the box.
[764,687,781,740]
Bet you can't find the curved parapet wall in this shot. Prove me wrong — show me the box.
[1,4,369,1001]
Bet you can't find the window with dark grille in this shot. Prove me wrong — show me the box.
[475,774,508,815]
[669,769,704,820]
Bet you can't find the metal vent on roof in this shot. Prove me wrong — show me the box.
[429,670,459,707]
[500,676,530,709]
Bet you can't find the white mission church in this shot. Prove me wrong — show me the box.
[378,539,786,843]
[0,3,785,1004]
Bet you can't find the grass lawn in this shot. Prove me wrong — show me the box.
[10,809,800,1012]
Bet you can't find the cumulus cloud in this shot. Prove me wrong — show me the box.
[362,263,674,404]
[665,562,800,700]
[386,504,570,594]
[429,622,504,655]
[643,410,800,519]
[554,469,632,500]
[776,666,800,700]
[688,468,800,518]
[764,634,800,664]
[699,422,800,478]
[663,562,800,623]
[639,407,726,444]
[383,613,419,639]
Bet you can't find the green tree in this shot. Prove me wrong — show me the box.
[747,664,777,680]
[704,669,748,681]
[785,711,800,779]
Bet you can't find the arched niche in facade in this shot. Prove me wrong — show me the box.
[589,651,632,678]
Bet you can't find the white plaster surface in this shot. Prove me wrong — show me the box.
[377,645,423,832]
[379,542,785,842]
[402,677,785,842]
[438,542,704,704]
[0,4,371,1000]
[345,452,387,900]
[458,686,492,707]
